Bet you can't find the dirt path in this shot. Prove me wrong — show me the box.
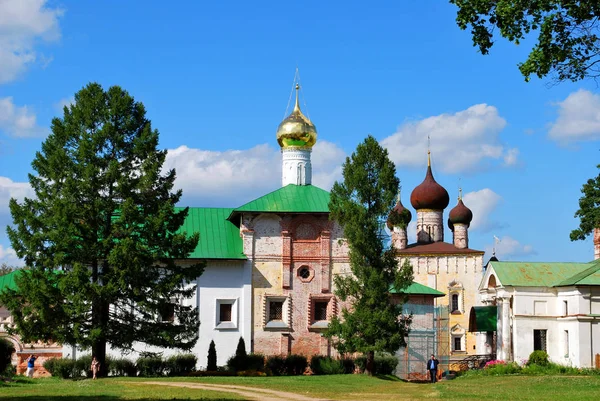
[137,381,334,401]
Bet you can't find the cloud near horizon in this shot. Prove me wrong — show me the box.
[382,104,518,173]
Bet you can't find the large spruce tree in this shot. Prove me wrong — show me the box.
[1,83,203,376]
[324,135,413,375]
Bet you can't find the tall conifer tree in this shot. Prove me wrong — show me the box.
[324,135,413,375]
[1,83,203,376]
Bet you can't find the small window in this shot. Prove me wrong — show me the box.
[269,301,283,321]
[314,301,328,321]
[563,300,568,316]
[160,303,175,323]
[299,267,311,279]
[454,336,462,351]
[533,329,547,352]
[451,294,460,312]
[564,330,569,357]
[219,303,232,322]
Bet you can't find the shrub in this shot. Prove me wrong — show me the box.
[237,369,267,377]
[341,358,355,374]
[285,354,307,375]
[245,354,265,371]
[44,358,78,379]
[136,356,165,377]
[207,340,217,372]
[108,358,137,377]
[188,370,235,377]
[484,360,506,369]
[166,354,197,377]
[2,364,16,377]
[227,337,249,373]
[354,354,398,375]
[374,355,398,375]
[0,338,14,375]
[528,350,549,366]
[75,355,92,378]
[266,355,286,376]
[310,356,344,375]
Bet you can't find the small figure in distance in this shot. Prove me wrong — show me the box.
[26,354,37,378]
[91,356,100,380]
[427,354,439,384]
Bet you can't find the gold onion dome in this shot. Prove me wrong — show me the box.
[276,84,317,148]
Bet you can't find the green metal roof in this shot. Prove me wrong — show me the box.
[230,184,330,217]
[469,306,497,332]
[179,208,246,260]
[0,270,20,292]
[390,282,445,297]
[488,261,600,287]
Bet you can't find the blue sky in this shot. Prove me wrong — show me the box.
[0,0,599,265]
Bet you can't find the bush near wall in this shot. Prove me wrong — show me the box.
[227,353,265,373]
[166,354,197,376]
[264,354,307,376]
[354,354,398,375]
[0,338,14,376]
[108,358,137,377]
[135,356,165,377]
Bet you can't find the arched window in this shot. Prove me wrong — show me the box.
[451,294,459,312]
[488,275,497,288]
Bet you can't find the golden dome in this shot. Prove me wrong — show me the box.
[276,84,317,148]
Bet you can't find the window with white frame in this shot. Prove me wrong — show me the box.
[451,323,466,352]
[533,329,547,352]
[309,295,334,330]
[264,295,291,330]
[453,336,463,351]
[215,299,238,330]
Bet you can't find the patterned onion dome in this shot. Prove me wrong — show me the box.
[386,197,412,229]
[410,154,449,210]
[448,196,473,230]
[276,84,317,149]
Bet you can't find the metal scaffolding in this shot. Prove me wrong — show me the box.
[395,304,449,381]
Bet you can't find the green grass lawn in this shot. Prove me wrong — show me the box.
[1,374,599,400]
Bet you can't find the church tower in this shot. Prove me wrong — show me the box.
[388,190,412,250]
[276,84,317,186]
[448,189,474,249]
[410,151,449,243]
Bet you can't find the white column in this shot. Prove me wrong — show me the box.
[498,296,511,361]
[282,148,312,186]
[416,210,444,243]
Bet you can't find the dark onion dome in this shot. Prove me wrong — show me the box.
[448,197,473,231]
[410,154,449,211]
[386,198,412,229]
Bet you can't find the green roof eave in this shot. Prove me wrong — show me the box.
[555,261,600,286]
[0,270,20,292]
[227,184,330,225]
[390,282,445,297]
[489,261,596,287]
[469,306,497,332]
[179,207,246,260]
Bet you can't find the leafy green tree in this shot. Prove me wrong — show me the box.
[0,83,203,377]
[207,340,217,371]
[450,0,600,82]
[571,165,600,241]
[324,135,413,375]
[0,338,14,376]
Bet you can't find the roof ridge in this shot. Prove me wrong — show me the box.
[556,262,600,286]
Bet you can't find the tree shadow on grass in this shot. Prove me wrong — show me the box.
[374,374,403,381]
[2,395,243,401]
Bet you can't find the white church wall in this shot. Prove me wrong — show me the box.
[101,259,250,370]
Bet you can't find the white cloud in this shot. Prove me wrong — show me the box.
[484,235,536,261]
[0,0,64,83]
[0,97,48,137]
[164,140,346,206]
[0,245,24,267]
[54,96,74,113]
[0,176,33,210]
[548,89,600,143]
[381,104,515,173]
[462,188,502,232]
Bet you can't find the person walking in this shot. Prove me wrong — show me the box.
[91,356,100,379]
[26,354,37,378]
[427,354,439,383]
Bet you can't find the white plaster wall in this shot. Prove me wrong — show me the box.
[104,260,250,370]
[282,148,312,186]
